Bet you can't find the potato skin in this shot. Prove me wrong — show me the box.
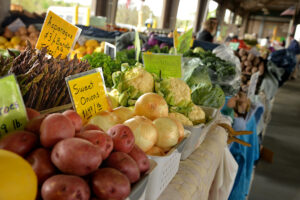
[0,131,38,157]
[40,113,75,148]
[92,168,130,200]
[76,130,113,160]
[63,110,83,132]
[128,145,150,173]
[51,138,102,176]
[26,148,56,185]
[107,124,135,153]
[41,175,90,200]
[26,108,41,120]
[81,124,104,132]
[107,152,140,183]
[25,114,47,134]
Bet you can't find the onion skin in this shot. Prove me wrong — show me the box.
[146,146,165,156]
[134,93,168,120]
[112,107,134,123]
[88,111,120,132]
[153,117,179,149]
[124,116,158,152]
[171,118,184,141]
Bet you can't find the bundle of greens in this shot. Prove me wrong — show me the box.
[83,52,122,88]
[183,64,225,109]
[184,49,236,82]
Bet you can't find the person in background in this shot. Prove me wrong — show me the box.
[288,34,300,79]
[196,18,218,43]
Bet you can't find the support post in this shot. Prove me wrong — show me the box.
[193,0,209,33]
[160,0,180,30]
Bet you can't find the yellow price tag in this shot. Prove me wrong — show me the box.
[36,11,81,59]
[173,29,179,49]
[190,38,194,48]
[66,69,110,123]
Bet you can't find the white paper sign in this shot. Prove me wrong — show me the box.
[247,72,260,98]
[104,42,116,59]
[7,18,26,32]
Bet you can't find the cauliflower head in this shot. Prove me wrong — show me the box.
[124,66,154,94]
[187,104,206,125]
[112,64,154,106]
[168,112,193,126]
[156,78,191,107]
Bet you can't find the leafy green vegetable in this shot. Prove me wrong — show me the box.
[191,84,225,108]
[82,52,121,88]
[183,64,225,108]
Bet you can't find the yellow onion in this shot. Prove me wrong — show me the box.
[112,107,134,123]
[134,93,168,120]
[153,117,179,149]
[124,116,158,152]
[171,118,185,142]
[88,111,120,132]
[146,146,165,156]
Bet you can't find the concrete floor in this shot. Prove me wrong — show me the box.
[248,78,300,200]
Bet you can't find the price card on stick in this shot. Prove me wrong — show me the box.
[36,11,81,59]
[135,30,141,61]
[143,53,182,78]
[0,75,28,138]
[65,68,110,123]
[247,72,260,98]
[104,42,116,59]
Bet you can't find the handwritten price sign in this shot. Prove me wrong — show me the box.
[66,68,110,123]
[36,11,81,59]
[0,75,28,138]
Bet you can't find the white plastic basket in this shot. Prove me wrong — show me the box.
[180,106,218,160]
[145,137,188,200]
[127,159,157,200]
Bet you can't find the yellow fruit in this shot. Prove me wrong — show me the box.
[94,46,104,53]
[75,46,86,55]
[85,39,99,47]
[0,45,5,49]
[0,150,37,200]
[100,41,105,48]
[11,36,21,45]
[86,46,94,54]
[4,42,12,47]
[0,36,8,44]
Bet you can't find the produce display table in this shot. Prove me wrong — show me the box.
[158,115,235,200]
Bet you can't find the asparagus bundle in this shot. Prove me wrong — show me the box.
[2,42,91,110]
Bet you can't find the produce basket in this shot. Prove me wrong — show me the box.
[180,106,218,160]
[145,137,188,200]
[127,159,157,200]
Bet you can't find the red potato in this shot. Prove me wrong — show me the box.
[26,108,41,120]
[63,110,83,132]
[41,175,90,200]
[107,152,140,183]
[107,124,135,153]
[129,145,150,173]
[40,113,75,148]
[76,130,113,160]
[26,148,56,185]
[81,124,104,132]
[0,131,37,157]
[51,138,102,176]
[25,114,47,134]
[92,168,130,200]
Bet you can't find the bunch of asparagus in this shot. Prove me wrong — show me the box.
[2,42,91,110]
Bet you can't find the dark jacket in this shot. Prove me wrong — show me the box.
[196,30,213,43]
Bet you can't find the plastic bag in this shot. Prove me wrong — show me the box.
[212,45,241,95]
